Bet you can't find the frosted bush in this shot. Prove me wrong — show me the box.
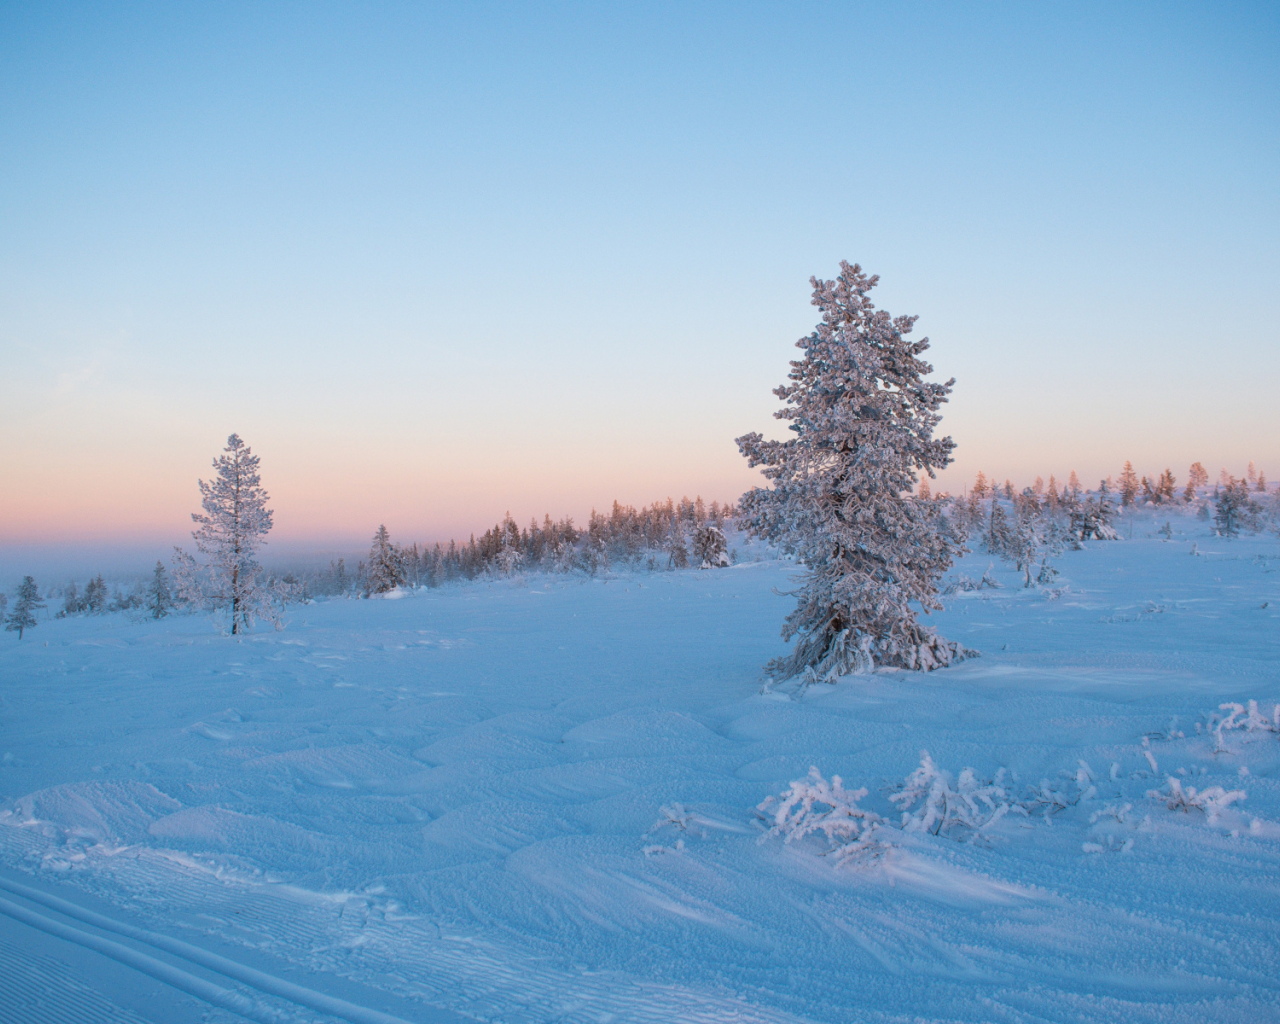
[649,803,693,833]
[1210,700,1279,753]
[942,565,1002,594]
[1147,777,1245,824]
[758,767,890,866]
[889,751,1016,838]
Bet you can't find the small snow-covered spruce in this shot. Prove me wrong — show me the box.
[1118,461,1139,506]
[1147,778,1245,823]
[4,576,44,639]
[172,433,277,634]
[1184,462,1209,500]
[83,574,107,613]
[1008,492,1043,588]
[148,561,171,620]
[736,262,970,684]
[889,751,1018,838]
[366,524,407,594]
[758,767,890,865]
[494,515,525,576]
[57,582,79,617]
[984,499,1013,558]
[1214,478,1259,537]
[1070,495,1117,541]
[695,525,731,568]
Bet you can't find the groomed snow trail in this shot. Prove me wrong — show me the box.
[2,515,1279,1022]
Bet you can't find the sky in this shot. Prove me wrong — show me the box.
[1,2,1277,577]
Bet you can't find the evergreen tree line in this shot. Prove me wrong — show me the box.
[340,496,738,597]
[945,460,1270,511]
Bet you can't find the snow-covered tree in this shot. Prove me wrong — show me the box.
[1214,478,1258,538]
[173,433,276,634]
[984,498,1013,557]
[667,519,690,569]
[366,524,406,594]
[148,561,171,619]
[1119,461,1139,506]
[1067,470,1081,500]
[4,576,44,639]
[1010,494,1042,587]
[1184,462,1208,501]
[60,581,81,617]
[83,574,107,613]
[1070,494,1117,541]
[694,524,730,568]
[736,261,969,682]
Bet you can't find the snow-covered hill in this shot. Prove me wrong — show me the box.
[2,516,1279,1023]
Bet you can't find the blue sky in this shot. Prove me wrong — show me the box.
[1,2,1277,569]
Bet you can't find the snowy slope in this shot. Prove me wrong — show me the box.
[2,516,1279,1023]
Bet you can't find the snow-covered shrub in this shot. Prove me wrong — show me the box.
[1089,801,1133,826]
[649,803,694,833]
[1021,760,1097,817]
[943,565,1002,594]
[1211,700,1280,753]
[736,261,969,681]
[1147,777,1245,823]
[758,767,890,865]
[889,751,1016,838]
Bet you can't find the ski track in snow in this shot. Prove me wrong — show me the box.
[1,517,1280,1022]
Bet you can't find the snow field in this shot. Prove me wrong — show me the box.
[1,515,1279,1022]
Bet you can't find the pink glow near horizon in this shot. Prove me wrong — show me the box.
[5,431,1269,552]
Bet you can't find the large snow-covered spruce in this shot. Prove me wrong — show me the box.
[173,433,276,633]
[736,262,969,682]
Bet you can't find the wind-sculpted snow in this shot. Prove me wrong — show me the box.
[1,516,1279,1022]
